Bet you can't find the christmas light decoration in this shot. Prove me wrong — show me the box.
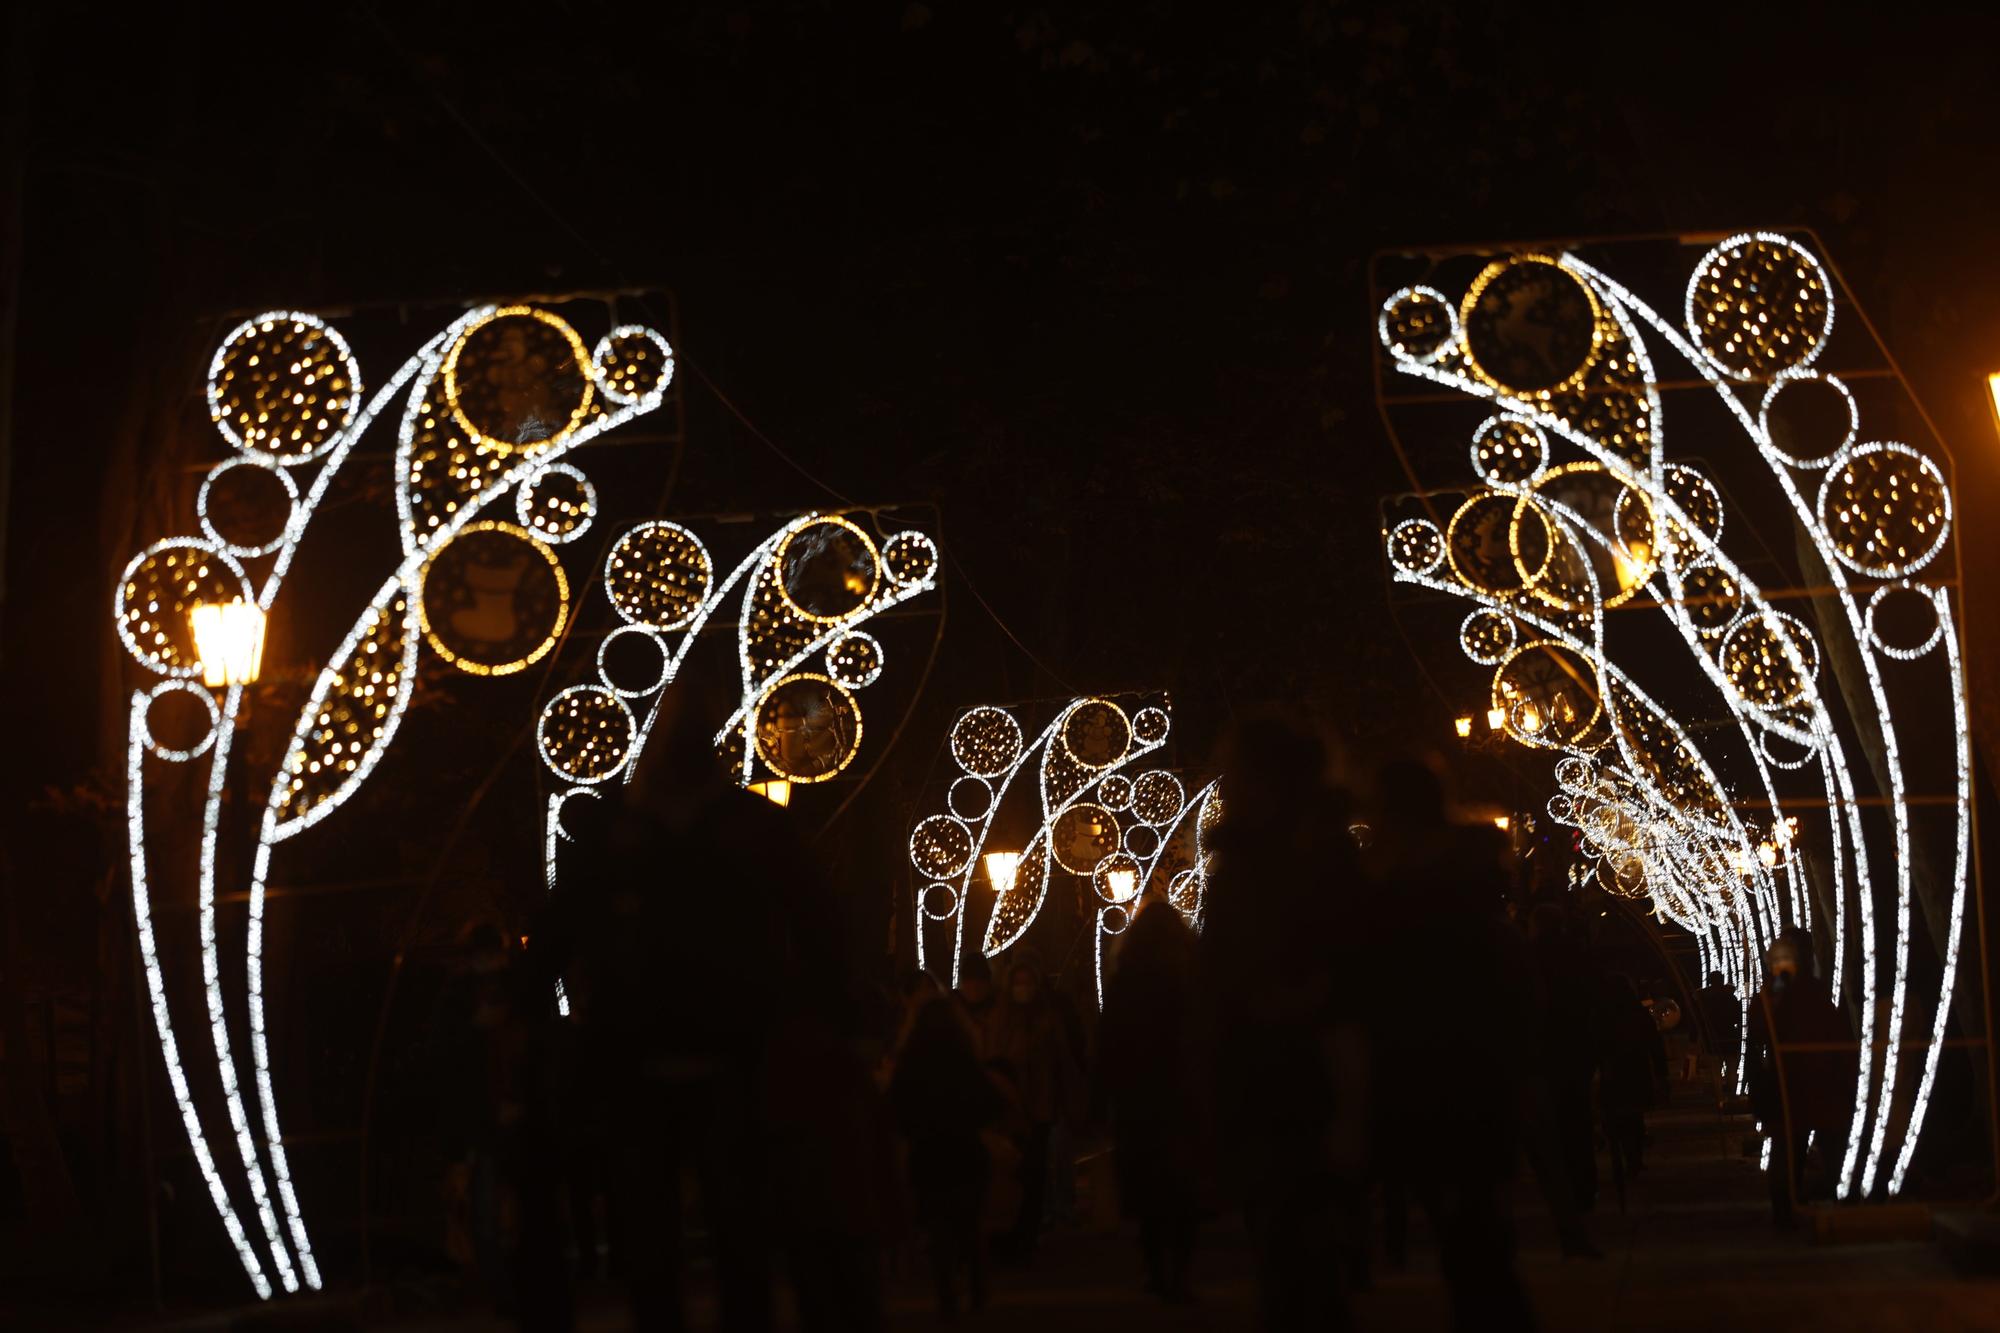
[118,302,674,1295]
[1376,232,1973,1199]
[907,696,1219,1007]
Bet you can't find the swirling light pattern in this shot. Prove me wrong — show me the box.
[907,695,1221,1007]
[1376,231,1971,1200]
[118,302,674,1295]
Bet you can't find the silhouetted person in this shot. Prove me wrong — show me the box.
[1100,901,1213,1303]
[1698,970,1741,1089]
[1747,930,1855,1227]
[538,676,855,1331]
[983,961,1079,1260]
[1597,973,1667,1201]
[892,995,1004,1318]
[1365,756,1535,1333]
[1200,718,1363,1331]
[955,954,996,1038]
[1520,906,1601,1253]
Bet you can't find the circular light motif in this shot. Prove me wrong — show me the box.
[419,521,569,676]
[596,624,671,697]
[777,515,881,623]
[911,814,976,879]
[1448,492,1548,597]
[826,630,885,688]
[1470,416,1548,487]
[198,457,300,558]
[538,685,634,784]
[141,679,223,762]
[1686,233,1833,382]
[1816,441,1951,577]
[1719,610,1819,712]
[1131,770,1187,826]
[591,325,675,406]
[1387,518,1446,575]
[1459,255,1603,397]
[1378,285,1459,365]
[753,672,862,783]
[921,883,960,921]
[1092,851,1143,904]
[1061,698,1132,770]
[1866,581,1944,660]
[1123,823,1162,859]
[1676,561,1741,637]
[948,775,993,820]
[951,705,1023,778]
[1460,609,1518,665]
[516,462,597,544]
[1760,372,1856,469]
[881,530,940,587]
[605,521,712,629]
[441,306,594,450]
[207,311,360,465]
[1098,773,1135,812]
[1492,640,1602,748]
[1051,803,1120,874]
[1131,706,1171,746]
[116,539,253,677]
[1100,902,1134,935]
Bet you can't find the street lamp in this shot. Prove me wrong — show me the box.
[1104,866,1137,903]
[749,779,792,807]
[983,849,1019,896]
[1987,371,2000,428]
[1485,705,1506,732]
[1455,715,1475,739]
[188,599,266,687]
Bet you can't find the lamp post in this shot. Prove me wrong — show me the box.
[983,849,1019,898]
[748,779,792,807]
[188,598,266,688]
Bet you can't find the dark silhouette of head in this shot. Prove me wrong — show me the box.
[1217,715,1325,831]
[1374,753,1448,834]
[1707,970,1726,989]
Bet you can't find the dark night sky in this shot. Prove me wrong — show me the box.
[9,0,2000,1299]
[9,3,2000,918]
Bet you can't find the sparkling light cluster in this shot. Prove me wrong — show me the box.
[907,696,1219,1006]
[1376,232,1970,1199]
[118,303,675,1295]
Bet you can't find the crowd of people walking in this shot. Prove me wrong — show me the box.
[421,691,1848,1331]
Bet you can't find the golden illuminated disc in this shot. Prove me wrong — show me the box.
[951,705,1024,778]
[442,306,595,450]
[776,515,882,623]
[208,313,359,464]
[1492,640,1602,749]
[419,521,569,676]
[605,521,712,629]
[753,672,861,783]
[1061,698,1132,770]
[1459,255,1604,398]
[1051,802,1120,875]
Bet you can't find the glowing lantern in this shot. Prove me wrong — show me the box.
[188,599,266,687]
[749,779,792,807]
[1104,866,1138,903]
[1486,706,1507,731]
[984,849,1020,896]
[1455,715,1475,739]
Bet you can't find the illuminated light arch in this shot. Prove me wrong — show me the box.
[532,513,941,1001]
[907,695,1220,1007]
[1375,231,1974,1199]
[117,302,675,1295]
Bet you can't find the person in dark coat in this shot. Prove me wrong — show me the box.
[534,675,859,1331]
[982,961,1080,1261]
[1099,901,1213,1303]
[1597,973,1668,1194]
[1364,756,1536,1333]
[891,995,1004,1318]
[1698,970,1742,1089]
[1747,929,1856,1226]
[1200,719,1365,1331]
